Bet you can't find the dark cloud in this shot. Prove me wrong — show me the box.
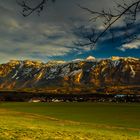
[0,0,139,63]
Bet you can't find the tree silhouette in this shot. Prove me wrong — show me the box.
[77,0,140,47]
[17,0,55,17]
[18,0,140,47]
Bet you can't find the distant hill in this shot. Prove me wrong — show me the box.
[0,56,140,94]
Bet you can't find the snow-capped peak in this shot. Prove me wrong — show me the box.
[111,56,139,61]
[86,56,96,60]
[111,56,122,61]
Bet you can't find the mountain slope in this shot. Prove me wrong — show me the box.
[0,57,140,94]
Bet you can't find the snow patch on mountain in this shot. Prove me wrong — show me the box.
[111,60,121,67]
[12,70,18,79]
[23,68,33,76]
[19,61,24,69]
[129,65,136,78]
[69,69,82,76]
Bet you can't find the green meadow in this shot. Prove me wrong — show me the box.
[0,102,140,140]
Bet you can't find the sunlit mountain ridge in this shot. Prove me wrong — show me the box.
[0,56,140,94]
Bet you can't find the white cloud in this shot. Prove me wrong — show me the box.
[119,41,140,51]
[0,10,77,63]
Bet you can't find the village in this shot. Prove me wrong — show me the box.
[0,91,139,103]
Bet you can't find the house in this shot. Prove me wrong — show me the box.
[28,97,46,103]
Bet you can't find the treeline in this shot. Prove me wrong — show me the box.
[0,91,140,102]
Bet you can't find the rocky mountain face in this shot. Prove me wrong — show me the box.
[0,57,140,94]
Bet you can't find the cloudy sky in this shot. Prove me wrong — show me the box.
[0,0,140,63]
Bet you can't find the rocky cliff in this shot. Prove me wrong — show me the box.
[0,57,139,94]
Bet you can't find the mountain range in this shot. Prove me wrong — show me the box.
[0,56,140,94]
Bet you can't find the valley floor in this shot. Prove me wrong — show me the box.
[0,102,140,140]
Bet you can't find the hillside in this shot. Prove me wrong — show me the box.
[0,56,140,94]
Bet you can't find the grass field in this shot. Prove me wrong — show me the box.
[0,102,140,140]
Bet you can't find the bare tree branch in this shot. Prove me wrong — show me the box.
[78,0,140,47]
[17,0,55,17]
[17,0,140,48]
